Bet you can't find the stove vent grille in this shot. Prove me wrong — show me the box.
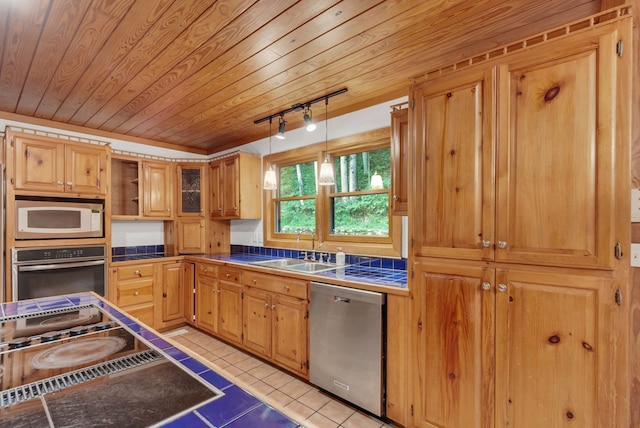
[0,349,162,408]
[0,304,96,322]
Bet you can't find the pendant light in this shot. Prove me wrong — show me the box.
[275,115,286,139]
[303,105,316,132]
[370,171,383,189]
[318,98,335,186]
[263,117,277,190]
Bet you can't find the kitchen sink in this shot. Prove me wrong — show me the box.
[250,258,340,273]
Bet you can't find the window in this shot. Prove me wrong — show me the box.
[264,128,401,257]
[329,147,391,238]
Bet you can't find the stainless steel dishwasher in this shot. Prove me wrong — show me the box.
[309,282,386,416]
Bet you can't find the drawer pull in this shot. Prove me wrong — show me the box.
[264,303,269,308]
[134,269,141,276]
[271,304,276,310]
[284,285,290,291]
[226,273,231,278]
[252,279,257,284]
[134,290,139,296]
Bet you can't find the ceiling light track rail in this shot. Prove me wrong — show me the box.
[253,88,348,125]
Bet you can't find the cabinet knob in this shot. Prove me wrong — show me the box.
[498,241,507,249]
[203,268,208,273]
[252,279,257,284]
[498,284,507,292]
[134,269,141,276]
[482,282,491,290]
[134,290,139,296]
[284,285,290,291]
[393,195,399,201]
[264,303,269,308]
[233,206,237,210]
[66,181,73,187]
[57,180,63,185]
[482,240,491,248]
[162,293,167,298]
[226,273,231,278]
[217,289,221,293]
[271,304,276,310]
[166,208,171,212]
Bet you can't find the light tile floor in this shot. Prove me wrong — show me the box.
[165,326,398,428]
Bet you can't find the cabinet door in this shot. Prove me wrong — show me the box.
[391,106,409,215]
[111,157,141,217]
[209,160,224,218]
[162,262,185,322]
[495,269,616,428]
[412,261,495,428]
[65,143,108,195]
[217,281,243,344]
[495,33,617,269]
[272,294,308,376]
[196,275,218,333]
[412,68,495,261]
[243,287,271,358]
[143,161,173,218]
[13,135,65,192]
[177,219,206,254]
[178,164,205,216]
[222,156,240,218]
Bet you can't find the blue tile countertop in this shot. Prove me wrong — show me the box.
[200,253,408,289]
[0,293,302,428]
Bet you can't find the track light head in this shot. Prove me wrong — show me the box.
[275,116,286,139]
[303,107,316,132]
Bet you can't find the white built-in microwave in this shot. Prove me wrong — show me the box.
[15,200,104,239]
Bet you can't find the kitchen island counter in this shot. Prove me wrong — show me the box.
[0,293,302,428]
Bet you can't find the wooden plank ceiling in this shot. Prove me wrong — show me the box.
[0,0,601,155]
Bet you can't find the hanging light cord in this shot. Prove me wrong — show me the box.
[324,98,328,158]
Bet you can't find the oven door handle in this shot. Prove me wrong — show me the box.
[17,260,105,272]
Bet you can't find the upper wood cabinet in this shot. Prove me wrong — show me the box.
[177,164,206,216]
[210,153,261,220]
[10,132,108,196]
[143,161,173,218]
[111,156,141,217]
[176,218,206,254]
[411,26,621,270]
[390,103,409,215]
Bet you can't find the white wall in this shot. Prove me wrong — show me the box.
[1,95,409,257]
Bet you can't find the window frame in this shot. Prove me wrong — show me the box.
[263,128,401,257]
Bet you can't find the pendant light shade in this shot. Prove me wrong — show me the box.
[263,118,277,190]
[370,171,383,190]
[318,98,334,186]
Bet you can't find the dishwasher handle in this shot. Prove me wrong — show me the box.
[334,296,351,303]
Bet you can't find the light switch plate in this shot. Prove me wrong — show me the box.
[632,189,640,222]
[631,243,640,267]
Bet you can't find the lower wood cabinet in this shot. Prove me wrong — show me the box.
[158,261,193,329]
[196,262,219,333]
[110,263,156,328]
[217,267,243,345]
[411,260,619,428]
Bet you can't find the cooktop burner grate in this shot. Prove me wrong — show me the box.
[0,349,162,408]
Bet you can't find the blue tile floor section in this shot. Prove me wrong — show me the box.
[0,293,302,428]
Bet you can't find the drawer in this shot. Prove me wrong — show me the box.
[117,279,154,306]
[219,266,241,283]
[243,271,308,299]
[117,264,154,281]
[125,305,155,327]
[197,262,218,278]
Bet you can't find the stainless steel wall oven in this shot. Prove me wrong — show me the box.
[11,245,107,301]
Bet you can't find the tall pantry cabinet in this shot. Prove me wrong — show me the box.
[408,19,631,428]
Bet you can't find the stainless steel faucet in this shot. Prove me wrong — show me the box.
[302,230,315,261]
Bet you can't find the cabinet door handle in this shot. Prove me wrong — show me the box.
[134,269,141,276]
[66,181,73,187]
[393,195,399,201]
[271,305,276,310]
[498,241,507,249]
[482,240,491,248]
[252,279,257,284]
[226,273,231,278]
[134,290,139,296]
[166,208,171,212]
[498,284,507,292]
[264,303,269,308]
[162,293,167,298]
[482,282,491,290]
[284,285,290,291]
[57,180,63,185]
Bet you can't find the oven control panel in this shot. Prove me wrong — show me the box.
[14,245,106,262]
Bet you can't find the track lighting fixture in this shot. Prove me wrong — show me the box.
[275,115,286,139]
[318,98,335,186]
[303,106,316,132]
[263,117,277,190]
